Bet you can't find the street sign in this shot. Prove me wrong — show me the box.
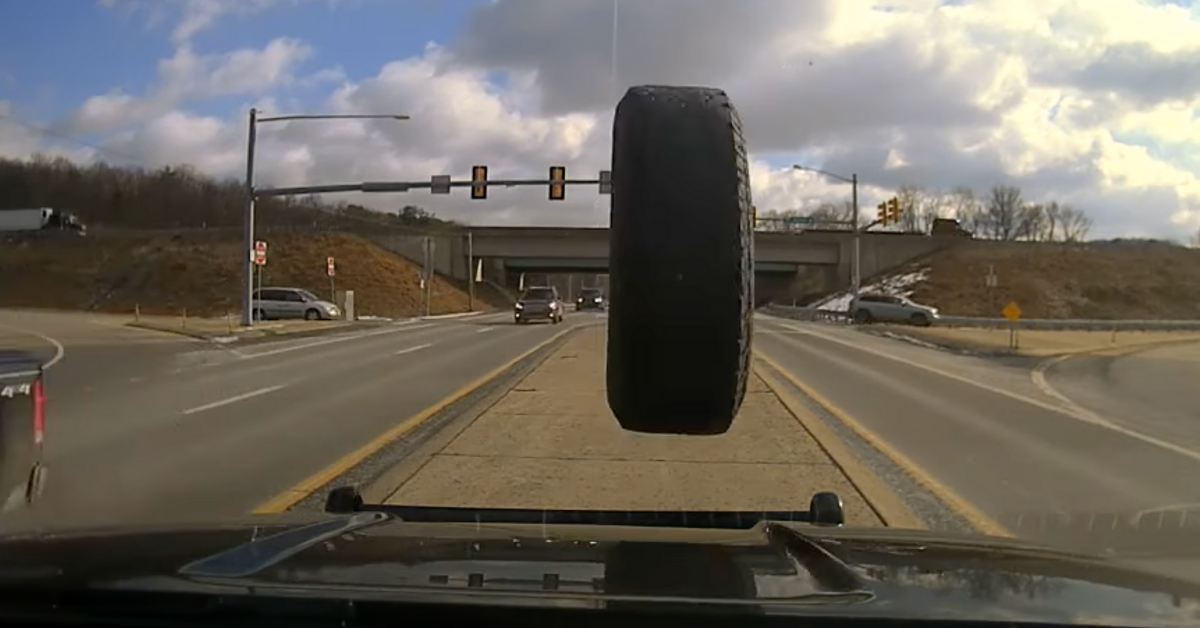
[254,240,267,266]
[1002,301,1021,321]
[326,256,336,277]
[431,174,451,194]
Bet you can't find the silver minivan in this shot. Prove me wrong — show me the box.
[252,287,341,321]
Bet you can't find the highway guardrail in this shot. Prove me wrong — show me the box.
[763,304,1200,331]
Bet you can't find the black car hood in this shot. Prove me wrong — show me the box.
[1,514,1199,625]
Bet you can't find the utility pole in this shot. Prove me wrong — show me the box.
[851,173,860,301]
[466,231,475,312]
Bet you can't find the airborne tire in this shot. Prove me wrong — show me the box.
[606,85,754,435]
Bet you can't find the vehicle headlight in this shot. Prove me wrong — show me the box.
[594,297,602,303]
[549,302,557,309]
[515,303,524,310]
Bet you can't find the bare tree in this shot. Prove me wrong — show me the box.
[1016,204,1049,241]
[948,186,985,235]
[985,185,1023,240]
[1059,205,1092,242]
[1042,201,1063,242]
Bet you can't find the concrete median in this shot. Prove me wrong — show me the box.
[372,325,909,527]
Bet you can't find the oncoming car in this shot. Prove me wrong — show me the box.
[514,286,563,324]
[575,287,605,311]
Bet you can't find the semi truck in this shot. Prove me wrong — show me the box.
[0,208,87,239]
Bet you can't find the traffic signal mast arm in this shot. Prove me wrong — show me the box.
[254,166,611,200]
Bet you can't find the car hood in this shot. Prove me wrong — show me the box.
[1,514,1199,624]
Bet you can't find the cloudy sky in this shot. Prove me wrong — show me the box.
[1,0,1198,239]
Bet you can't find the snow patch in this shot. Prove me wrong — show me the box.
[812,267,930,311]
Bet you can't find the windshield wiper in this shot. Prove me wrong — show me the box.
[321,486,846,528]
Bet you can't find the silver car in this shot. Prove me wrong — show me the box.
[850,293,938,326]
[252,287,341,321]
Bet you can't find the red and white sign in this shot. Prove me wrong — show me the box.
[326,256,336,277]
[254,240,267,266]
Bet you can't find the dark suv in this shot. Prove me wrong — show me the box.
[575,287,606,311]
[514,286,564,324]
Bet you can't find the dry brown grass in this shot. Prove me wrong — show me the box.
[0,231,497,319]
[907,241,1200,319]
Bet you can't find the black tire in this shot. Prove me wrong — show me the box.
[853,309,872,324]
[909,312,929,327]
[606,85,753,435]
[809,491,845,526]
[252,308,267,321]
[304,309,321,321]
[324,485,362,513]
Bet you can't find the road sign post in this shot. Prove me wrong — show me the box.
[327,256,336,303]
[1002,301,1022,352]
[253,240,267,318]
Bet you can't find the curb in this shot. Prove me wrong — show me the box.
[421,311,486,321]
[125,320,364,344]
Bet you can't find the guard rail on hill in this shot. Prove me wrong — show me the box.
[762,304,1200,332]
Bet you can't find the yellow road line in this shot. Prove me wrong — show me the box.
[755,350,1013,538]
[754,360,926,530]
[251,324,584,514]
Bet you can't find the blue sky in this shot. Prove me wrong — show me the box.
[0,0,480,123]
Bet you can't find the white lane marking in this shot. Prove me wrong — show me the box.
[0,321,66,369]
[181,384,287,415]
[393,343,433,356]
[237,324,434,361]
[476,326,494,334]
[772,320,1200,464]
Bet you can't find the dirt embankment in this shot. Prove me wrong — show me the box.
[0,231,508,319]
[906,241,1200,320]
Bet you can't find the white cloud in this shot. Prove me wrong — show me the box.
[14,0,1200,237]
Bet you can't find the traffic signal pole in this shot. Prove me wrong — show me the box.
[851,173,860,303]
[241,108,258,327]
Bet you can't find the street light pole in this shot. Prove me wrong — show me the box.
[851,173,860,302]
[241,108,258,327]
[240,111,411,327]
[793,164,861,303]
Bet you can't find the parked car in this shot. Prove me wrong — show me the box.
[850,293,939,326]
[514,286,564,324]
[575,287,606,311]
[252,287,341,321]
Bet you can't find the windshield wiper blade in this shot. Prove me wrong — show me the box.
[322,486,846,528]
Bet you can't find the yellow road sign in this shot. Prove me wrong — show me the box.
[1002,301,1021,321]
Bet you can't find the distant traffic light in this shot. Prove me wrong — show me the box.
[549,166,566,201]
[471,165,488,200]
[887,197,900,224]
[877,201,888,224]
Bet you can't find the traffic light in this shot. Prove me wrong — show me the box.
[549,166,566,201]
[877,201,888,224]
[471,165,488,200]
[887,197,900,224]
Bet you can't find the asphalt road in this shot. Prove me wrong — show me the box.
[0,309,600,529]
[7,307,1200,580]
[1039,342,1200,450]
[755,313,1200,566]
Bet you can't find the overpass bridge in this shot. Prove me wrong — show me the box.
[369,227,955,303]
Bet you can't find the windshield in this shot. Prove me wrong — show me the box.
[521,288,556,301]
[3,0,1200,620]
